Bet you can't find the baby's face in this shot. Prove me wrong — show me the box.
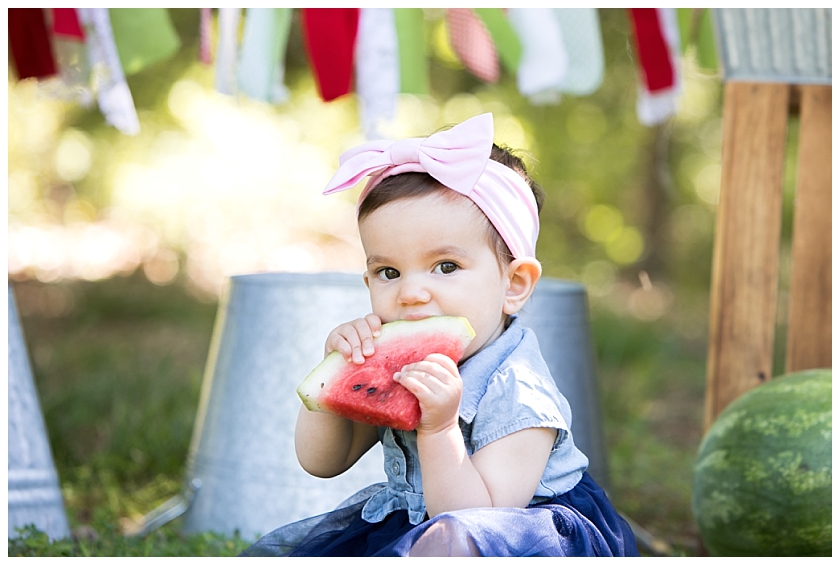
[359,191,512,360]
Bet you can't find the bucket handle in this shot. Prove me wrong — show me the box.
[126,478,202,537]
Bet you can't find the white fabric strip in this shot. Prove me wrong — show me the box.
[78,8,140,135]
[355,8,400,139]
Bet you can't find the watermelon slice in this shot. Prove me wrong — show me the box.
[297,316,475,430]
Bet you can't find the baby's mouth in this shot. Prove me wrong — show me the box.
[401,313,436,321]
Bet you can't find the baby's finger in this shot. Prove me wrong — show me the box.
[364,313,383,338]
[401,357,460,386]
[352,318,378,358]
[424,353,460,375]
[325,331,358,363]
[393,370,433,398]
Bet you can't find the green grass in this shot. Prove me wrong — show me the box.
[9,273,708,556]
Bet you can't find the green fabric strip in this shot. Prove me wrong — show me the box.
[676,8,694,55]
[676,8,718,72]
[695,8,718,72]
[109,8,181,76]
[474,8,522,75]
[394,8,428,95]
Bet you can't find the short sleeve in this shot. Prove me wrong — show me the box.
[466,363,572,454]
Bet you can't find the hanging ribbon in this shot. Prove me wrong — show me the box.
[214,8,241,95]
[237,8,292,104]
[676,8,718,73]
[508,8,568,104]
[554,9,605,96]
[199,8,213,64]
[52,8,86,40]
[473,8,522,76]
[628,8,682,126]
[38,9,94,106]
[301,8,360,102]
[8,8,57,80]
[78,8,140,135]
[355,8,399,139]
[393,8,429,95]
[447,9,500,83]
[108,8,181,76]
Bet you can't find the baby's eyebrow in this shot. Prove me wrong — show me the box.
[366,246,470,268]
[365,254,391,267]
[425,246,469,259]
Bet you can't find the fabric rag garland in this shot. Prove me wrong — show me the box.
[9,8,704,137]
[8,7,181,135]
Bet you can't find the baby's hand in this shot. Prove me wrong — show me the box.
[394,353,462,435]
[324,314,382,364]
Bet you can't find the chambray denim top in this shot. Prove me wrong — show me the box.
[360,317,590,525]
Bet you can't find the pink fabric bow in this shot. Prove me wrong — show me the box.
[323,113,539,259]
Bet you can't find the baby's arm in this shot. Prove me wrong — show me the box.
[294,315,383,478]
[295,407,379,478]
[396,354,556,515]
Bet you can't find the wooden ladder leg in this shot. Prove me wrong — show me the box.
[786,85,832,373]
[704,82,791,429]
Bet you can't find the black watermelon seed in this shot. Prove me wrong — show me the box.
[352,384,363,391]
[366,387,377,395]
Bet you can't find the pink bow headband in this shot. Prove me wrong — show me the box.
[322,113,540,259]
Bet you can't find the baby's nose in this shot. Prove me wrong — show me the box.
[398,277,431,305]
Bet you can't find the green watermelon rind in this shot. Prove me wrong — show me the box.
[297,316,475,419]
[692,369,832,557]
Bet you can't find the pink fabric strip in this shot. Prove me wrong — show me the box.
[323,113,539,259]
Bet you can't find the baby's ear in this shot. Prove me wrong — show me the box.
[503,258,542,315]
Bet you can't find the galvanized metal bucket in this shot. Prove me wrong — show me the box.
[180,273,386,540]
[518,278,609,490]
[178,272,608,540]
[7,284,71,541]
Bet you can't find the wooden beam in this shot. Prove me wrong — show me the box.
[704,82,790,430]
[786,85,832,372]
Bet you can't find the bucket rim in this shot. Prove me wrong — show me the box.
[227,271,586,294]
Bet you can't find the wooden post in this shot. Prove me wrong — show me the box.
[704,82,790,430]
[786,85,832,372]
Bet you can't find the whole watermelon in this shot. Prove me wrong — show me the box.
[692,369,831,556]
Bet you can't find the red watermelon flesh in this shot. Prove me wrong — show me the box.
[297,316,475,430]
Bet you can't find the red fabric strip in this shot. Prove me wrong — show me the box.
[8,8,57,79]
[301,8,360,101]
[52,8,86,40]
[627,8,674,93]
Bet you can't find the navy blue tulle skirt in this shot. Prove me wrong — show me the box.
[240,473,639,557]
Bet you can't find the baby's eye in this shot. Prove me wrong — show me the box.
[434,262,459,275]
[376,267,400,280]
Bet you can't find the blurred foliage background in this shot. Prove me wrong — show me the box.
[8,8,801,556]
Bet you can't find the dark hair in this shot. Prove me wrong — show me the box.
[358,144,544,266]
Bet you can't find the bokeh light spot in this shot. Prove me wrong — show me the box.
[55,130,94,182]
[583,204,624,242]
[605,226,644,265]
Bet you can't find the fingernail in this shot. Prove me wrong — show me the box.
[393,372,401,381]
